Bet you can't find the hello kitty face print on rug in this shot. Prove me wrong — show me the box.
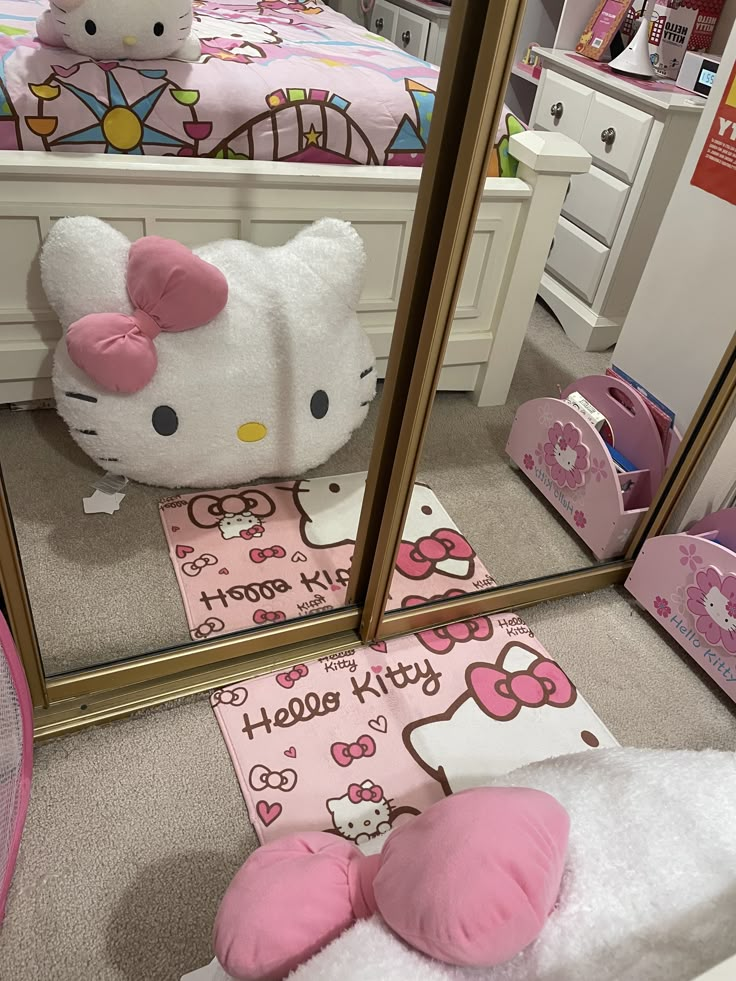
[404,643,615,796]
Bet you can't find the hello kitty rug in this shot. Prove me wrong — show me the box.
[160,471,497,640]
[209,621,617,851]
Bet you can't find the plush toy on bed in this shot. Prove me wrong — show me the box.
[40,216,376,488]
[213,787,569,980]
[36,0,201,61]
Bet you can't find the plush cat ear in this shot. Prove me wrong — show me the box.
[286,219,366,312]
[327,799,339,815]
[41,216,132,331]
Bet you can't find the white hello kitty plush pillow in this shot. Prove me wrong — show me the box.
[40,216,376,489]
[36,0,201,62]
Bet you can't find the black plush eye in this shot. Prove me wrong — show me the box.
[153,21,165,36]
[374,809,380,815]
[310,390,329,420]
[348,822,353,829]
[329,483,340,494]
[152,405,178,436]
[84,19,97,35]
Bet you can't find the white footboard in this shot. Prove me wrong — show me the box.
[0,132,589,406]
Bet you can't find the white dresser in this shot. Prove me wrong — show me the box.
[531,49,705,351]
[333,0,450,64]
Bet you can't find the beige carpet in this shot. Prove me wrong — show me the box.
[0,303,611,676]
[0,587,734,981]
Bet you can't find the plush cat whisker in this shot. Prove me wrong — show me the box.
[63,390,98,403]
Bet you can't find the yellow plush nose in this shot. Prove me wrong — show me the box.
[237,422,268,443]
[123,35,138,47]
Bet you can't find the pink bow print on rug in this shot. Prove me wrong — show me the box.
[396,528,475,580]
[331,734,376,767]
[250,546,286,563]
[276,664,309,689]
[403,590,493,654]
[468,658,575,721]
[348,780,383,803]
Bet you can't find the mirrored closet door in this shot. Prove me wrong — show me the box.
[0,2,529,715]
[0,0,732,736]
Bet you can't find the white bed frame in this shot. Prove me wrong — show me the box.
[0,131,589,407]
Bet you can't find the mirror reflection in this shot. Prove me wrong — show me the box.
[384,6,735,613]
[0,0,447,675]
[624,391,736,696]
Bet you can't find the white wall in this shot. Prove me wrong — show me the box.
[681,417,736,524]
[668,397,736,530]
[710,0,736,55]
[612,25,736,430]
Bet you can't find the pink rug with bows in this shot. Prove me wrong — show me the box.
[162,472,617,846]
[210,621,616,849]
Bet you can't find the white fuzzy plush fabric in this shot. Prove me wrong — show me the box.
[42,216,375,488]
[37,0,200,62]
[286,748,736,981]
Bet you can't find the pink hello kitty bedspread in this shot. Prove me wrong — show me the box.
[0,0,446,162]
[0,1,522,166]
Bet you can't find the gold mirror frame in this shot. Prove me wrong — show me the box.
[0,0,734,738]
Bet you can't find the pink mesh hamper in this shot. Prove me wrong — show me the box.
[0,610,32,923]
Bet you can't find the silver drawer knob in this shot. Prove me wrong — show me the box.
[375,16,384,32]
[550,102,563,119]
[402,29,411,46]
[601,127,616,146]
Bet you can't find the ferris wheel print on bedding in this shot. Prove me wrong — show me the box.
[0,0,449,162]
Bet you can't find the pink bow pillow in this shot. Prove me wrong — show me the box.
[65,236,229,395]
[214,786,569,980]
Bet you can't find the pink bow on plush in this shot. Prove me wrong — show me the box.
[331,734,376,768]
[347,780,382,803]
[396,528,474,580]
[65,236,229,394]
[214,787,570,981]
[250,546,286,564]
[468,658,575,722]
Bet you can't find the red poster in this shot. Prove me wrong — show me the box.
[690,61,736,207]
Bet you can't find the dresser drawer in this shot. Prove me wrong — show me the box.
[370,0,399,41]
[395,8,430,60]
[546,217,609,303]
[562,165,630,247]
[534,70,593,142]
[580,93,652,183]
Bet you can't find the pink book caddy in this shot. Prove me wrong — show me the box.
[625,509,736,705]
[506,375,680,561]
